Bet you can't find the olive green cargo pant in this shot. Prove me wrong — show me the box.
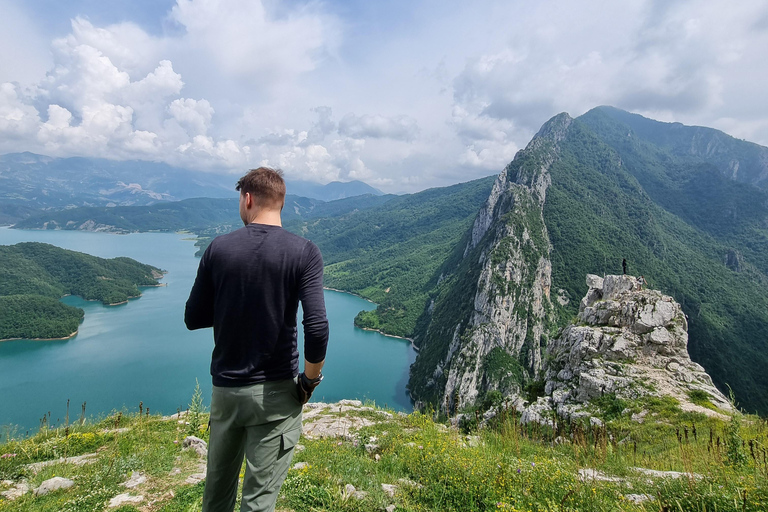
[202,378,302,512]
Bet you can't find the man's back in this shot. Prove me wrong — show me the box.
[185,223,328,386]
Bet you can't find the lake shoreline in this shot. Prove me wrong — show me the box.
[1,330,78,342]
[357,326,419,351]
[323,287,420,352]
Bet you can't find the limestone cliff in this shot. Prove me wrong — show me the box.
[409,114,572,412]
[524,274,731,423]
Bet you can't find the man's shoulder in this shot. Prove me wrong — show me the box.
[208,226,248,248]
[273,228,313,246]
[211,225,315,253]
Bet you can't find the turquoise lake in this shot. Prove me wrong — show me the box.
[0,228,416,434]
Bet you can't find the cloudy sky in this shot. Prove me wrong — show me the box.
[1,0,767,192]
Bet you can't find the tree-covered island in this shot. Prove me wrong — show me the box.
[0,242,164,340]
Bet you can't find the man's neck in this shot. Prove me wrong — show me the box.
[247,210,282,227]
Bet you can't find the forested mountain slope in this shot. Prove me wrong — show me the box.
[409,109,768,415]
[293,177,496,337]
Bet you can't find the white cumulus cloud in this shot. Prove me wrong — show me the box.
[338,113,419,142]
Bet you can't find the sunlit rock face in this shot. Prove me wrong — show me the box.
[410,114,571,413]
[543,274,731,419]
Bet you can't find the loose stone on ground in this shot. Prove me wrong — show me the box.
[182,436,208,457]
[0,482,30,501]
[34,476,74,496]
[108,493,144,508]
[26,452,100,473]
[121,471,147,488]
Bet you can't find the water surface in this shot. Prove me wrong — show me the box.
[0,228,415,434]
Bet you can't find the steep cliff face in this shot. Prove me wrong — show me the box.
[539,274,731,422]
[409,114,572,412]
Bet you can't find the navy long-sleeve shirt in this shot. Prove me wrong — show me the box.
[184,223,329,387]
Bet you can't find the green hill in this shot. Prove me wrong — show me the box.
[0,243,162,340]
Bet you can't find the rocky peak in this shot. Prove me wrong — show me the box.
[540,274,731,421]
[410,113,572,413]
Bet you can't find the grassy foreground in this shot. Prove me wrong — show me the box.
[0,398,766,511]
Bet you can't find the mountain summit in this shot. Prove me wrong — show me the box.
[409,107,768,415]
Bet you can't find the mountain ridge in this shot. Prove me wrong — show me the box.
[409,107,768,415]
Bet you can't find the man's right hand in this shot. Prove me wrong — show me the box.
[297,372,323,405]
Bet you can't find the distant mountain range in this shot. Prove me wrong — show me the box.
[0,152,383,224]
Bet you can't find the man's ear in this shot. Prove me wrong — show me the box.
[244,192,254,209]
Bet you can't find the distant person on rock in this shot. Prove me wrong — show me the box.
[185,167,329,512]
[622,259,627,275]
[638,275,646,290]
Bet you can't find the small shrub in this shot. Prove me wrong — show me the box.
[591,393,628,421]
[687,389,716,410]
[187,380,206,436]
[524,379,546,403]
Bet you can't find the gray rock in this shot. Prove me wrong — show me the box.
[386,505,397,512]
[182,436,208,458]
[1,482,30,501]
[602,275,637,299]
[381,483,398,497]
[292,462,308,470]
[338,399,363,407]
[624,494,653,505]
[26,452,99,473]
[397,478,423,489]
[538,275,730,418]
[344,483,356,494]
[121,471,147,489]
[302,416,374,440]
[464,435,482,447]
[34,477,74,496]
[578,469,624,483]
[585,274,604,290]
[520,397,554,426]
[108,493,144,508]
[631,467,702,480]
[185,472,206,484]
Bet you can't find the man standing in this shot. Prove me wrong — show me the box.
[185,167,329,512]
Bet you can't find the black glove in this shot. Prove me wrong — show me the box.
[297,372,323,405]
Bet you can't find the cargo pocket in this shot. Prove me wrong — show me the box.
[281,425,302,453]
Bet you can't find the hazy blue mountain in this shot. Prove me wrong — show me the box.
[13,193,396,235]
[0,152,385,223]
[285,179,384,200]
[13,195,317,233]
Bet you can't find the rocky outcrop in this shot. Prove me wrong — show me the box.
[410,114,572,412]
[538,274,731,421]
